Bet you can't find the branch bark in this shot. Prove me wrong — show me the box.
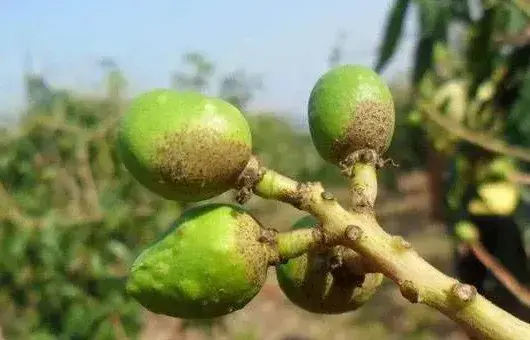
[244,155,530,340]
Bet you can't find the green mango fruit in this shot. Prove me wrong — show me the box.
[117,89,252,202]
[308,64,395,164]
[126,203,272,319]
[275,215,383,314]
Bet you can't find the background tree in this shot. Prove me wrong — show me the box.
[376,0,530,320]
[0,60,190,339]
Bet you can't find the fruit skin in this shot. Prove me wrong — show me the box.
[308,64,395,164]
[275,215,383,314]
[117,89,252,202]
[126,203,271,319]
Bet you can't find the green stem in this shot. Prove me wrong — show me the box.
[248,156,530,340]
[275,227,325,261]
[254,168,299,202]
[273,223,377,275]
[349,162,378,211]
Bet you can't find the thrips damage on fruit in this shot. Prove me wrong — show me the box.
[308,65,395,166]
[117,89,252,202]
[275,216,383,314]
[126,204,272,319]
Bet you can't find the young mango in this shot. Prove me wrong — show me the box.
[117,89,252,202]
[275,215,383,314]
[126,203,273,319]
[308,65,395,165]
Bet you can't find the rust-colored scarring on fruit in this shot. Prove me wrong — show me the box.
[126,203,274,319]
[117,89,252,202]
[308,64,395,165]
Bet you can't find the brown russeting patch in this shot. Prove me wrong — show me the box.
[234,211,270,289]
[331,101,395,163]
[154,128,251,198]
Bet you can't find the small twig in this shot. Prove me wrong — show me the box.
[468,242,530,307]
[418,101,530,163]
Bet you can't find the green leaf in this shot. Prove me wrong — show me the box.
[466,8,498,94]
[8,226,33,260]
[415,0,440,35]
[413,37,435,85]
[504,3,527,35]
[451,0,471,22]
[29,332,56,340]
[506,67,530,147]
[90,253,106,278]
[62,304,93,338]
[375,0,411,72]
[92,320,115,340]
[412,0,449,84]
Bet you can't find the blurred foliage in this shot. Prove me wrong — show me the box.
[0,65,185,339]
[377,0,530,317]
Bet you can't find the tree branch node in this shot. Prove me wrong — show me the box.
[345,225,364,242]
[235,156,265,204]
[399,280,421,304]
[451,283,478,305]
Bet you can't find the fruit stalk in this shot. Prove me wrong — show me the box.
[248,155,530,340]
[348,161,378,211]
[274,227,326,262]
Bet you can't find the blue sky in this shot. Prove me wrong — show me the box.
[1,0,417,125]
